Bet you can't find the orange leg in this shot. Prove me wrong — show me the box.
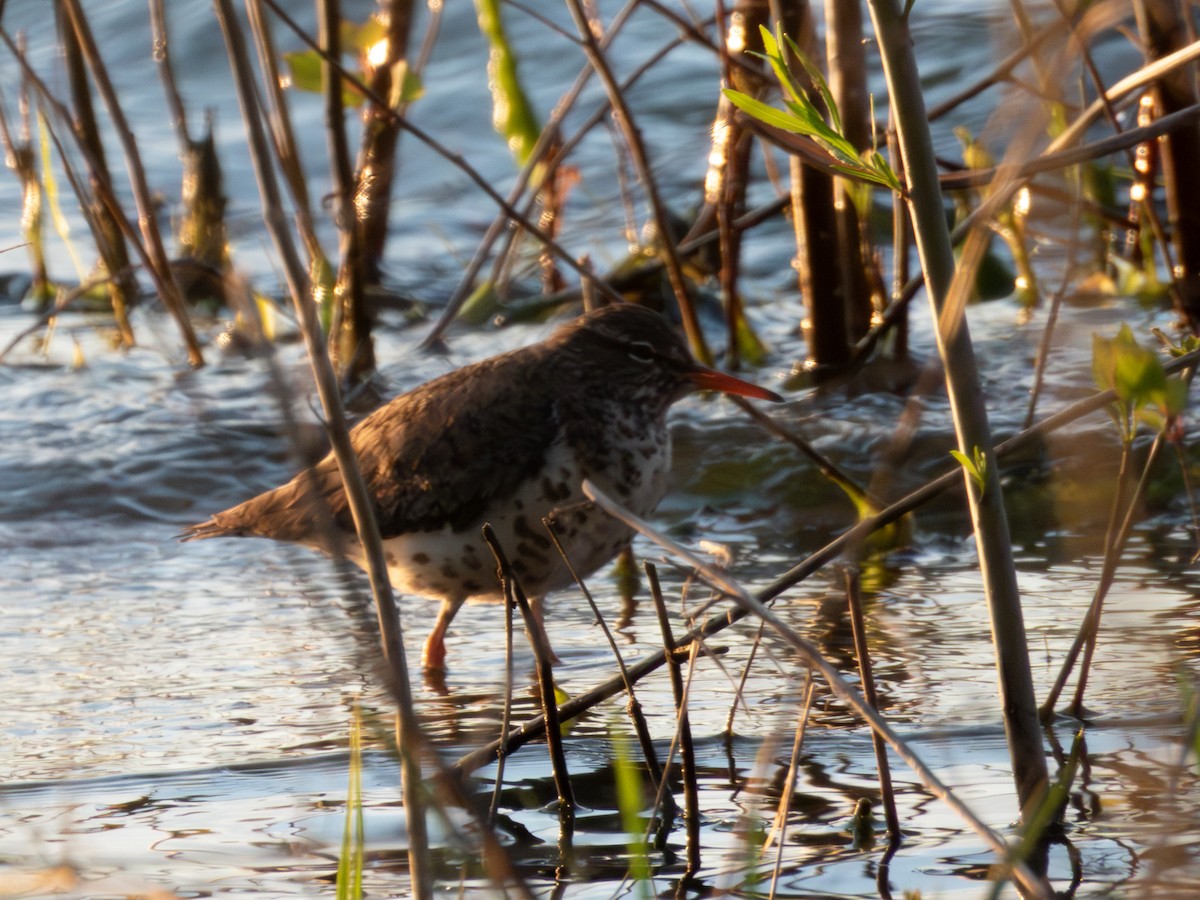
[422,597,465,669]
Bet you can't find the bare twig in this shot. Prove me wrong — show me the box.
[582,481,1050,897]
[319,0,373,382]
[488,566,517,824]
[148,0,191,146]
[483,525,576,822]
[562,0,710,362]
[210,3,431,895]
[646,563,699,875]
[59,0,204,366]
[845,567,900,842]
[542,517,675,816]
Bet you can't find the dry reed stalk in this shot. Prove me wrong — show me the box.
[210,3,431,895]
[823,0,877,343]
[55,3,136,346]
[707,0,769,368]
[351,0,423,286]
[543,518,677,818]
[147,0,190,146]
[584,482,1052,898]
[59,0,203,366]
[779,0,848,370]
[483,525,577,821]
[844,567,900,842]
[563,0,710,363]
[646,563,700,875]
[318,0,374,384]
[1134,0,1200,329]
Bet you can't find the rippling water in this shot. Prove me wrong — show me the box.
[3,1,1200,897]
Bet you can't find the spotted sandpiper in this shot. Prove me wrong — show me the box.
[182,303,781,668]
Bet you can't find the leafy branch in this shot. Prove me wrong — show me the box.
[723,25,900,192]
[1092,324,1188,443]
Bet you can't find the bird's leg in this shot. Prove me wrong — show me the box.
[422,597,466,669]
[526,595,561,665]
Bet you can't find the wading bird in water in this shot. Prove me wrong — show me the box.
[182,303,781,669]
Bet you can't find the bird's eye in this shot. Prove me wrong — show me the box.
[627,341,654,364]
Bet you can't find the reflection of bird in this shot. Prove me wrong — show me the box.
[182,303,781,668]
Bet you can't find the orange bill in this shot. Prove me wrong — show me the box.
[689,366,782,402]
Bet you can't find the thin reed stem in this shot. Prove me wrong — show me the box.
[866,0,1047,819]
[542,518,676,817]
[562,0,710,362]
[767,672,815,900]
[1040,432,1168,718]
[647,563,700,875]
[845,567,900,842]
[483,525,576,821]
[211,3,431,895]
[59,0,203,366]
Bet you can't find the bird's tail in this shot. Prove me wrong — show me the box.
[177,517,243,542]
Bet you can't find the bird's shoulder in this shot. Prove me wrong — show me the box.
[350,348,564,534]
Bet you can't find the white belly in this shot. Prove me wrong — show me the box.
[346,433,671,603]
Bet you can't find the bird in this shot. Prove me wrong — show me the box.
[181,302,782,669]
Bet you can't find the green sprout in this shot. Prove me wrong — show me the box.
[1092,324,1188,443]
[950,445,988,498]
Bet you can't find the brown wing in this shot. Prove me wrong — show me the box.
[181,346,560,544]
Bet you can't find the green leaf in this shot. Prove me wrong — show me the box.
[723,89,813,134]
[783,32,843,134]
[476,0,541,166]
[283,50,365,107]
[1092,325,1185,439]
[341,16,387,55]
[950,446,987,497]
[727,29,901,193]
[387,61,423,108]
